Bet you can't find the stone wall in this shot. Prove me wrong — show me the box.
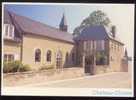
[22,34,75,70]
[93,65,113,75]
[3,67,84,86]
[121,59,128,72]
[4,40,21,61]
[109,39,124,72]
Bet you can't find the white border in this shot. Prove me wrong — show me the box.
[2,2,134,6]
[1,2,134,97]
[1,2,4,96]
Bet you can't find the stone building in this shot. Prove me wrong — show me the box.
[3,9,76,70]
[75,25,125,74]
[3,9,127,74]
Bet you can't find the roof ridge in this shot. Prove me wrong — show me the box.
[8,9,72,36]
[4,9,74,43]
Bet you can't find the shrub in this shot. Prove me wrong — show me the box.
[12,61,23,72]
[19,64,31,72]
[39,65,54,70]
[96,51,108,65]
[3,62,13,73]
[3,61,22,73]
[3,61,31,73]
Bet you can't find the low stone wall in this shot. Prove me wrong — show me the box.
[121,59,128,72]
[3,67,84,86]
[93,65,113,75]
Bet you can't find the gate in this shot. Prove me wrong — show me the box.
[84,55,94,75]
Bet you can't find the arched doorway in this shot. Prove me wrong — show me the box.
[56,50,63,69]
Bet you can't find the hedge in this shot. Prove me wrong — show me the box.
[39,65,54,70]
[3,61,31,73]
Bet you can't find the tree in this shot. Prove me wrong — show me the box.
[96,51,107,65]
[73,10,111,37]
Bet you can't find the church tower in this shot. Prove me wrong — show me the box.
[59,13,68,32]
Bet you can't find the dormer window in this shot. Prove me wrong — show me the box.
[4,24,14,39]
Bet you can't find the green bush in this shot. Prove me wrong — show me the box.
[39,65,54,70]
[13,61,23,72]
[96,51,107,65]
[3,61,31,73]
[19,64,31,72]
[3,62,13,73]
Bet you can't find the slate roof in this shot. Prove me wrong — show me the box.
[4,9,74,43]
[4,9,22,39]
[4,9,12,24]
[75,25,124,45]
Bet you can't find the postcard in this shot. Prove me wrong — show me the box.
[1,2,134,97]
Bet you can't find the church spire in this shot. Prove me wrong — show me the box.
[59,13,68,32]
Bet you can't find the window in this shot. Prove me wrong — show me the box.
[35,49,41,62]
[85,40,93,52]
[4,24,14,39]
[4,54,14,62]
[56,50,63,68]
[5,25,9,36]
[93,40,97,50]
[114,43,116,51]
[101,40,105,50]
[72,52,75,63]
[96,40,105,51]
[83,41,86,51]
[111,42,113,50]
[66,52,69,62]
[117,44,119,51]
[111,56,114,61]
[47,50,52,62]
[96,40,101,51]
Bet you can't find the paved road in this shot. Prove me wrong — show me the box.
[2,72,132,96]
[24,72,132,88]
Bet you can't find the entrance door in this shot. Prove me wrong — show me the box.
[85,56,94,75]
[56,50,62,69]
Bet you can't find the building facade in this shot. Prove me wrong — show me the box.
[3,9,76,70]
[75,25,125,74]
[3,9,127,74]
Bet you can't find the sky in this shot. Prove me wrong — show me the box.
[3,3,134,57]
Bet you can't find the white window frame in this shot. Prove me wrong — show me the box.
[4,24,14,39]
[4,54,15,62]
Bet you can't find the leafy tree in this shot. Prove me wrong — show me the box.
[73,10,111,37]
[96,51,108,65]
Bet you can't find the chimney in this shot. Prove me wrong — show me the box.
[111,25,116,38]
